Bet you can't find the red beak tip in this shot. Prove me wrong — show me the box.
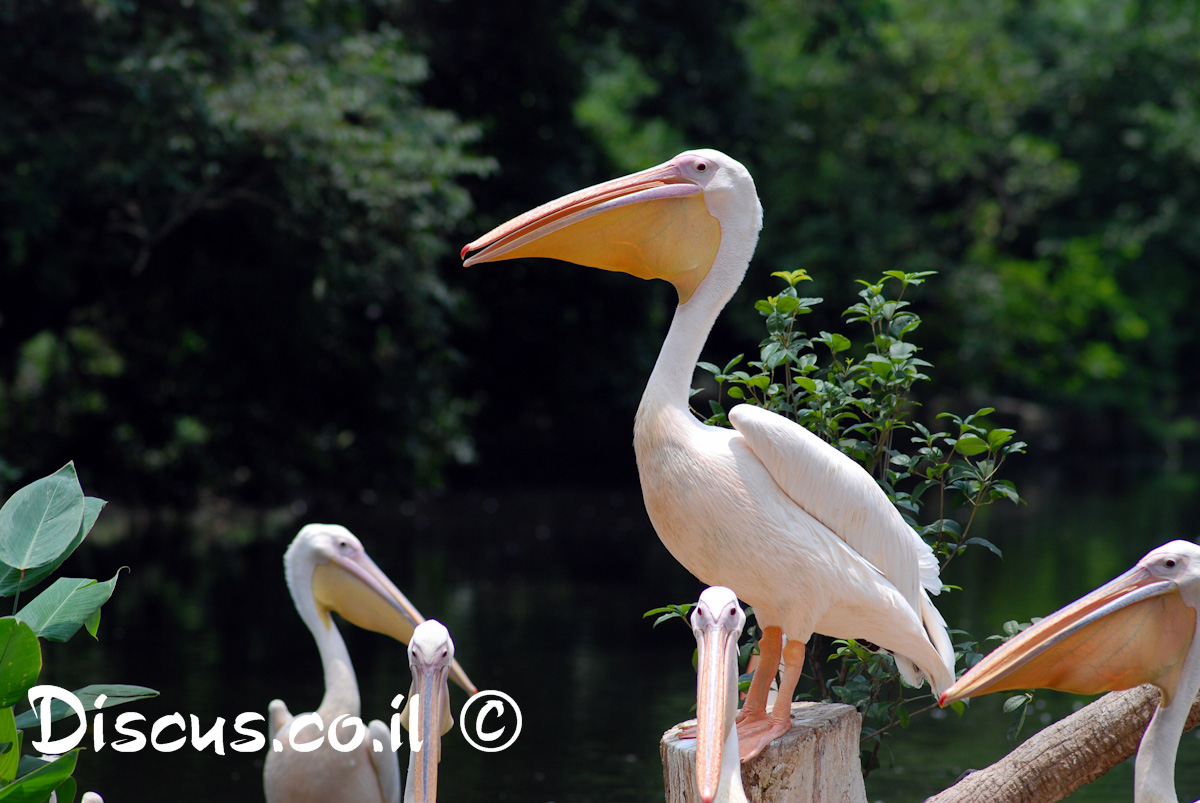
[459,244,470,260]
[937,692,948,707]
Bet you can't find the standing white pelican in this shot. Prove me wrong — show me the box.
[463,149,954,758]
[692,586,749,803]
[941,540,1200,803]
[264,524,476,803]
[401,620,458,803]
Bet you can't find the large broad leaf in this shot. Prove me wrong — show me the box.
[0,706,17,784]
[14,573,120,643]
[0,464,85,571]
[50,777,76,803]
[0,750,78,801]
[14,684,158,730]
[0,620,41,708]
[0,497,106,598]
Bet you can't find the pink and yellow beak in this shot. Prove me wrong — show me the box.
[692,587,745,803]
[461,155,721,303]
[403,620,457,803]
[312,552,477,696]
[941,558,1196,707]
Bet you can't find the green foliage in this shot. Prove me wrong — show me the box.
[0,1,493,504]
[539,0,1200,466]
[0,463,156,799]
[658,270,1024,775]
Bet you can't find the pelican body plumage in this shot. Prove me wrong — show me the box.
[464,150,955,757]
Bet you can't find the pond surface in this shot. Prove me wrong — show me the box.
[42,466,1200,802]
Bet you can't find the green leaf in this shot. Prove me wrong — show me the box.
[1002,694,1027,714]
[987,428,1016,449]
[774,294,800,314]
[991,481,1022,505]
[0,497,106,598]
[770,269,811,287]
[818,331,852,354]
[0,464,85,571]
[16,572,121,643]
[952,434,989,456]
[0,620,41,709]
[0,707,16,784]
[0,750,78,801]
[793,376,817,393]
[965,537,1003,558]
[84,607,101,639]
[51,777,77,803]
[14,684,158,730]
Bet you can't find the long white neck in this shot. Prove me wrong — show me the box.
[638,242,754,418]
[310,611,361,720]
[288,558,361,720]
[1135,626,1200,803]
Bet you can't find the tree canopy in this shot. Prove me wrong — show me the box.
[3,0,1198,503]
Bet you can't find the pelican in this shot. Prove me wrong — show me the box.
[463,149,955,758]
[941,540,1200,803]
[264,524,476,803]
[401,620,458,803]
[692,586,749,803]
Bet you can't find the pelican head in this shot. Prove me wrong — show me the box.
[692,586,746,803]
[941,540,1200,707]
[462,150,762,304]
[941,541,1200,803]
[403,620,457,803]
[285,524,476,696]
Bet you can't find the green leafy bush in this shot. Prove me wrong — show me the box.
[0,463,155,801]
[649,270,1025,773]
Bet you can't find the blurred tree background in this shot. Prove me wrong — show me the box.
[2,0,1198,507]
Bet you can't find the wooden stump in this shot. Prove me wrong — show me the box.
[661,702,868,803]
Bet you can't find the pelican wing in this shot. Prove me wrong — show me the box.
[368,719,401,803]
[728,403,940,604]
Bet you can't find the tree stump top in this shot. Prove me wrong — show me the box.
[661,701,868,803]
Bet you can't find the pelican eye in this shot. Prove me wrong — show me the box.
[1165,558,1177,569]
[695,162,708,173]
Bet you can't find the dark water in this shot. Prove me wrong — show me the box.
[40,469,1200,801]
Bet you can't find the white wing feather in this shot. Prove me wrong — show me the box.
[369,719,401,803]
[728,404,940,604]
[728,403,954,690]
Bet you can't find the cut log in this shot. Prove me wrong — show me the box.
[661,702,868,803]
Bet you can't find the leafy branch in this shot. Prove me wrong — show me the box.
[0,463,157,799]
